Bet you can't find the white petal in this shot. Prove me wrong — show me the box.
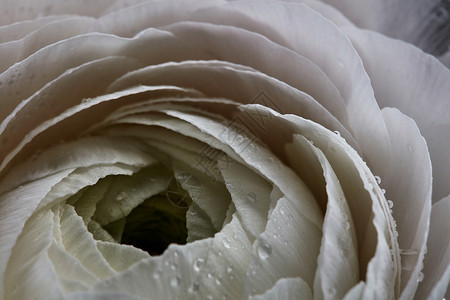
[251,277,313,300]
[142,25,352,134]
[89,0,226,37]
[0,15,70,43]
[324,0,449,57]
[241,104,399,298]
[0,0,113,25]
[379,108,432,299]
[415,195,450,300]
[288,135,358,299]
[172,1,392,175]
[108,58,355,148]
[342,27,450,202]
[0,16,95,73]
[242,195,322,297]
[189,214,253,299]
[0,28,189,135]
[0,134,155,193]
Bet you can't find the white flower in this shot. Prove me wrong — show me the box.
[0,1,449,299]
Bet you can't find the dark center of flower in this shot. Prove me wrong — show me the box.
[119,193,189,256]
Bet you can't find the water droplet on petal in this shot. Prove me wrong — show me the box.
[381,189,386,194]
[226,265,233,273]
[170,276,181,287]
[343,221,350,231]
[375,175,382,185]
[153,269,162,279]
[388,200,394,209]
[257,241,272,259]
[417,272,424,282]
[193,258,205,272]
[222,238,231,249]
[215,277,222,285]
[115,191,128,201]
[328,287,337,297]
[247,192,257,202]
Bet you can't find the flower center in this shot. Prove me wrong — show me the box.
[119,193,189,256]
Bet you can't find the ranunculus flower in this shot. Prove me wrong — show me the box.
[0,1,449,299]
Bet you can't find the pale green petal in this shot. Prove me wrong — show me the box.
[90,239,214,299]
[342,282,365,300]
[0,169,73,296]
[186,203,217,242]
[163,108,323,228]
[92,165,172,226]
[4,209,63,299]
[59,204,115,279]
[218,159,273,240]
[251,277,313,300]
[96,241,149,272]
[48,241,97,292]
[38,164,142,212]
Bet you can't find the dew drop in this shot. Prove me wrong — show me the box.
[153,269,162,279]
[280,208,285,215]
[341,212,348,221]
[381,189,386,194]
[193,258,205,272]
[257,241,272,259]
[387,200,394,209]
[115,191,128,201]
[215,277,222,285]
[247,192,257,202]
[328,287,337,297]
[343,221,350,231]
[170,276,181,287]
[375,175,382,185]
[226,265,233,273]
[417,272,424,282]
[222,238,231,249]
